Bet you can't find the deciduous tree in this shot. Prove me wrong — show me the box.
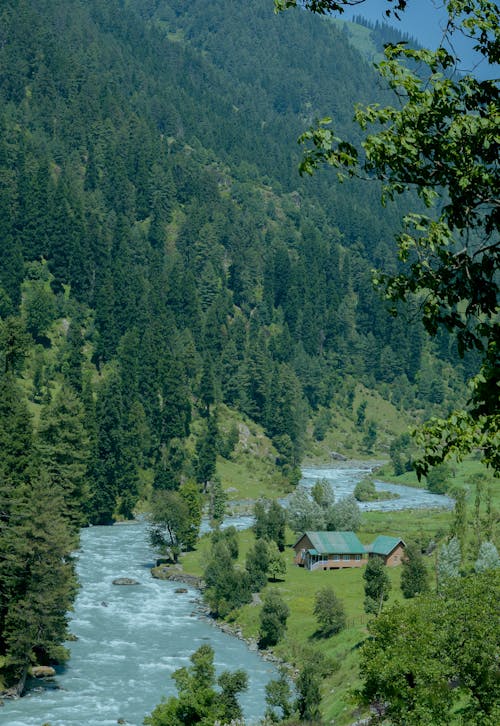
[313,586,346,636]
[400,543,429,599]
[144,644,248,726]
[363,556,391,615]
[259,591,289,648]
[357,572,500,725]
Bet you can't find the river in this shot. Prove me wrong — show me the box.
[300,464,455,511]
[1,464,452,726]
[0,523,276,726]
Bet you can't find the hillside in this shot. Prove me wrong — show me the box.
[0,0,472,474]
[0,0,477,693]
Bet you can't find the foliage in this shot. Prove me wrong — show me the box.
[148,490,195,560]
[357,572,500,725]
[275,1,408,15]
[211,525,239,560]
[178,481,202,551]
[265,667,294,723]
[449,486,467,553]
[389,431,414,475]
[37,385,90,532]
[327,494,362,532]
[0,372,76,688]
[311,477,335,508]
[294,651,336,723]
[143,644,248,726]
[277,0,500,475]
[195,412,218,490]
[474,541,500,572]
[353,478,377,501]
[287,485,325,533]
[1,0,493,694]
[400,542,429,598]
[208,476,226,524]
[266,500,287,552]
[258,590,290,648]
[425,462,451,494]
[288,483,362,533]
[313,585,346,636]
[363,556,391,615]
[253,499,287,552]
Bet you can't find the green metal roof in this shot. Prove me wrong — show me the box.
[368,535,404,556]
[305,531,365,555]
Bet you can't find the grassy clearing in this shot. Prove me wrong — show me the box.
[218,457,286,503]
[213,405,291,502]
[305,381,415,464]
[179,516,443,726]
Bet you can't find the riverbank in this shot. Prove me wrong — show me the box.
[151,563,288,676]
[178,463,456,725]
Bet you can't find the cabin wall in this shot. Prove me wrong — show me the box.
[385,543,405,566]
[293,534,314,566]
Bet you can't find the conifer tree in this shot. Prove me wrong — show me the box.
[1,471,76,689]
[64,319,85,393]
[195,412,218,491]
[178,481,202,551]
[37,384,90,532]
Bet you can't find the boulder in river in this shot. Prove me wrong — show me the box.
[112,577,140,586]
[30,666,56,678]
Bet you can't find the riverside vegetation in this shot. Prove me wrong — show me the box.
[0,0,498,723]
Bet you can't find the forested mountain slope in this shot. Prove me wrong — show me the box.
[0,0,475,690]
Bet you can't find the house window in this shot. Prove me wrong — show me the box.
[343,554,350,561]
[355,554,361,561]
[333,554,340,561]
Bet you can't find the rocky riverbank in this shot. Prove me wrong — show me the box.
[150,564,287,671]
[151,564,204,589]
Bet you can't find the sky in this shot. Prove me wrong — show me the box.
[339,0,498,79]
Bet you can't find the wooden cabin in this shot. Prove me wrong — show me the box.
[366,535,406,566]
[293,531,368,571]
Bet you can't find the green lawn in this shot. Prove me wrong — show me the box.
[181,522,431,725]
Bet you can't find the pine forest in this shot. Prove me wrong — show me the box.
[0,1,498,724]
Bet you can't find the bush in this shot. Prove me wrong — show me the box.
[354,479,377,502]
